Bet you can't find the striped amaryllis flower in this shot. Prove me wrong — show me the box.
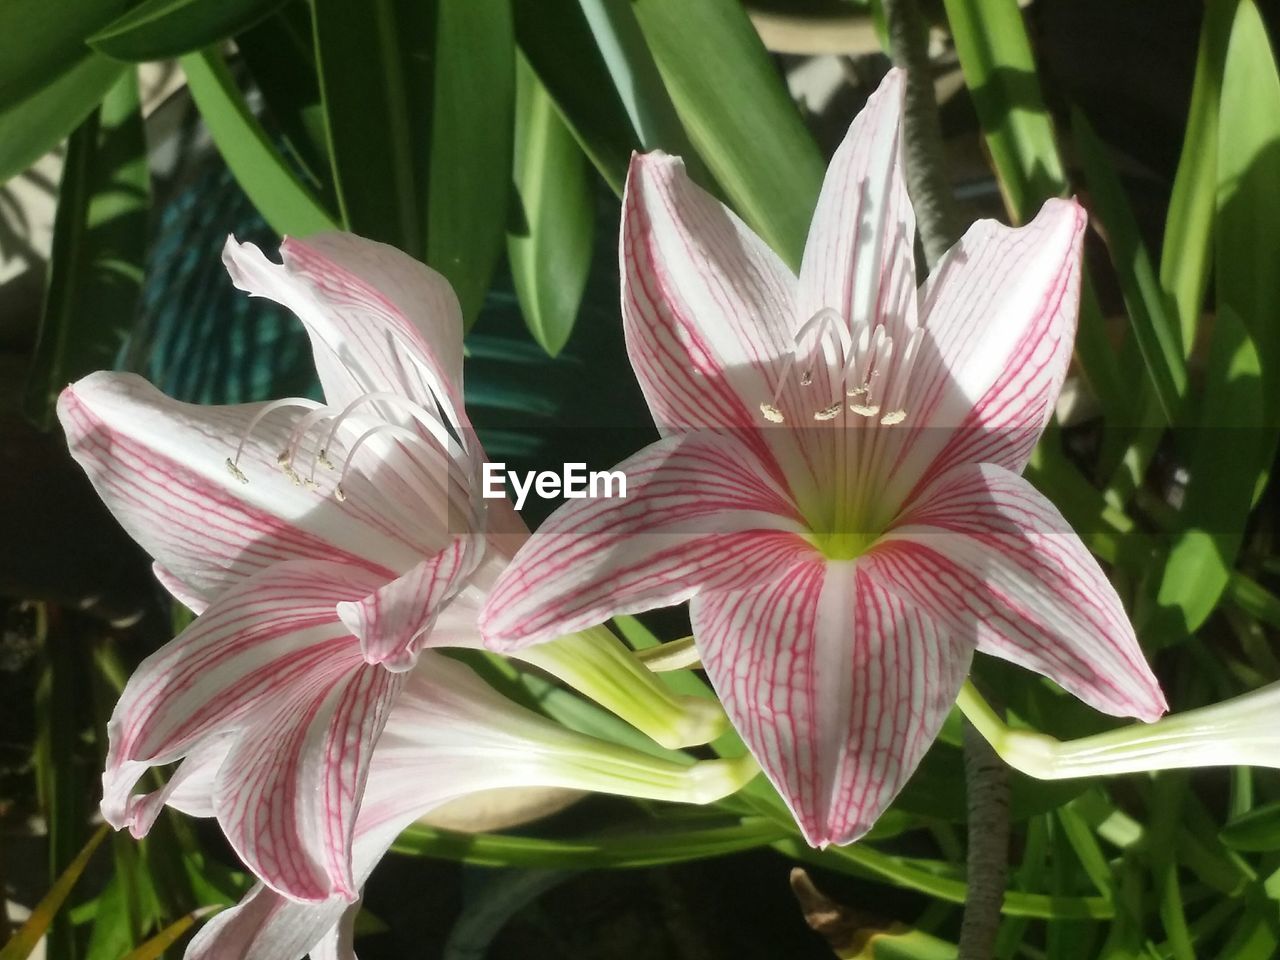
[480,68,1168,847]
[57,233,508,903]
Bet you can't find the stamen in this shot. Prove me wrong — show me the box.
[281,406,339,477]
[878,327,922,427]
[318,391,454,465]
[760,352,799,423]
[333,421,461,511]
[227,397,324,481]
[760,403,785,423]
[813,403,842,421]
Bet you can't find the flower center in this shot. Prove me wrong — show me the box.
[759,307,920,427]
[808,528,877,562]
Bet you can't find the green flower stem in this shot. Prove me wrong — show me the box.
[511,625,729,749]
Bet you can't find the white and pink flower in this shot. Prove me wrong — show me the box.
[59,232,749,959]
[480,69,1168,847]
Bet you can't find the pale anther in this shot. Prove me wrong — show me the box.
[814,403,842,421]
[225,458,249,484]
[760,402,785,423]
[880,410,907,426]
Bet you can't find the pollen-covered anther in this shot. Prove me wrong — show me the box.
[334,484,348,502]
[880,410,907,426]
[760,402,785,423]
[276,451,304,486]
[813,403,842,421]
[225,458,249,484]
[849,401,881,418]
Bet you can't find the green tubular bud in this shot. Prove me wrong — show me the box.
[511,625,728,750]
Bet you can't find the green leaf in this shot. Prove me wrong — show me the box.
[789,839,1115,920]
[1160,0,1236,356]
[180,46,339,236]
[1221,802,1280,853]
[508,56,595,357]
[631,0,825,267]
[24,70,148,428]
[0,54,125,185]
[577,0,689,154]
[88,0,288,61]
[0,0,136,111]
[0,826,110,960]
[119,907,223,960]
[942,0,1127,425]
[426,0,515,326]
[513,0,639,194]
[1073,107,1187,424]
[941,0,1065,223]
[1216,0,1280,402]
[234,4,331,188]
[391,816,789,868]
[311,0,429,250]
[1153,307,1265,638]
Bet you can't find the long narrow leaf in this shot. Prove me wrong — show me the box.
[513,0,639,194]
[576,0,692,160]
[0,0,134,110]
[1215,0,1280,398]
[120,907,223,960]
[88,0,289,62]
[24,71,149,428]
[631,0,824,268]
[0,55,124,185]
[942,0,1128,425]
[1153,307,1265,639]
[426,0,515,326]
[180,46,338,237]
[311,0,427,249]
[508,55,595,357]
[941,0,1065,222]
[0,825,109,960]
[1160,0,1236,356]
[1073,108,1187,424]
[392,816,789,868]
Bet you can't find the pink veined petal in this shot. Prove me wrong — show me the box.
[58,373,434,608]
[692,559,973,847]
[222,235,470,434]
[336,536,481,671]
[215,662,402,902]
[479,432,812,649]
[185,883,349,960]
[309,902,359,960]
[101,559,383,835]
[151,562,209,615]
[797,68,916,347]
[894,198,1087,498]
[114,735,230,837]
[865,461,1168,721]
[620,152,797,453]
